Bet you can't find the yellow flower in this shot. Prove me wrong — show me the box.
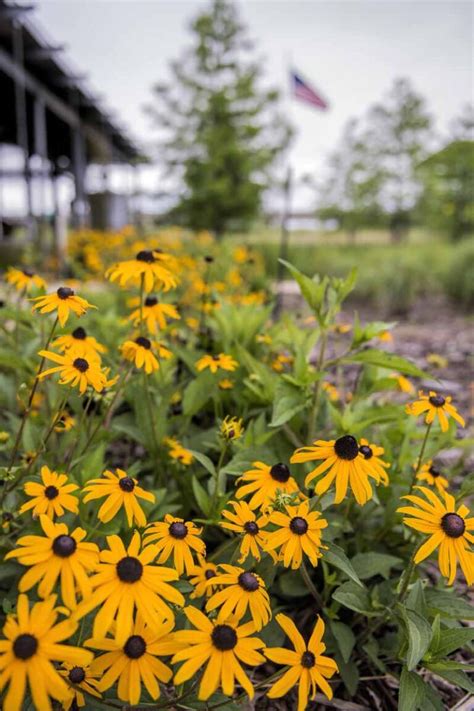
[332,322,352,334]
[271,353,293,372]
[397,487,474,585]
[144,514,205,576]
[120,337,171,374]
[390,373,414,393]
[235,461,301,511]
[74,531,184,643]
[426,353,449,369]
[54,410,76,433]
[31,287,96,327]
[322,381,340,401]
[86,615,180,706]
[291,436,378,506]
[82,468,155,527]
[416,460,449,494]
[19,465,79,519]
[128,296,180,334]
[378,330,393,343]
[265,614,338,711]
[220,501,270,563]
[53,327,106,363]
[5,514,99,609]
[206,564,271,630]
[185,316,199,330]
[406,391,465,432]
[37,350,109,394]
[106,249,178,292]
[196,353,238,373]
[59,664,101,710]
[189,555,219,598]
[358,438,390,486]
[0,594,93,711]
[6,266,46,292]
[218,378,234,390]
[164,437,194,466]
[256,333,272,345]
[172,606,265,700]
[221,415,244,441]
[265,501,328,569]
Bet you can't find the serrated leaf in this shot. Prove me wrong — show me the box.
[342,349,429,377]
[324,543,364,587]
[398,667,427,711]
[399,607,432,671]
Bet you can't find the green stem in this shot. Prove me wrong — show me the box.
[397,546,419,603]
[139,273,145,334]
[409,421,432,494]
[6,316,59,473]
[211,444,228,517]
[143,372,161,479]
[308,329,327,442]
[300,560,324,609]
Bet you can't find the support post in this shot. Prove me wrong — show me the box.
[274,165,293,315]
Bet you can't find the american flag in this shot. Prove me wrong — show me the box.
[291,71,328,110]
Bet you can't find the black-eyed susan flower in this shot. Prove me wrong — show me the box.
[37,350,109,394]
[6,266,46,292]
[390,373,414,393]
[220,501,270,563]
[265,501,328,570]
[82,468,155,527]
[206,564,271,630]
[106,249,178,292]
[359,438,390,486]
[0,594,93,711]
[322,381,340,402]
[172,606,265,700]
[196,352,238,373]
[75,532,184,643]
[144,514,205,576]
[291,436,376,506]
[19,465,79,519]
[86,615,180,706]
[128,296,180,333]
[31,287,96,327]
[265,613,338,711]
[5,514,99,609]
[189,555,219,598]
[397,486,474,585]
[220,415,244,441]
[406,391,465,432]
[54,410,75,433]
[53,327,106,363]
[120,336,171,374]
[416,460,449,494]
[218,378,234,390]
[164,437,194,465]
[235,461,301,511]
[59,664,101,709]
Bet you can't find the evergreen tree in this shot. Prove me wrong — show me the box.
[147,0,290,236]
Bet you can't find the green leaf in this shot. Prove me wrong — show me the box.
[278,570,308,597]
[270,389,307,427]
[192,476,211,517]
[330,620,355,663]
[425,589,474,620]
[335,653,359,696]
[187,450,216,476]
[406,580,428,617]
[324,543,364,587]
[342,349,429,377]
[399,607,432,671]
[183,372,214,416]
[351,552,403,580]
[425,664,474,693]
[333,581,378,616]
[428,626,474,660]
[398,667,427,711]
[279,259,328,315]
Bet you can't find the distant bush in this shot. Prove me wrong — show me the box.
[443,238,474,309]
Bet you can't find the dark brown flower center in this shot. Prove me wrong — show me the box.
[238,571,259,592]
[52,535,77,557]
[204,255,214,263]
[359,445,373,459]
[270,463,290,483]
[441,513,465,538]
[243,521,259,536]
[44,485,59,500]
[429,395,446,408]
[205,569,216,580]
[22,268,35,277]
[211,624,237,651]
[116,556,143,582]
[124,635,147,659]
[429,465,441,478]
[72,327,87,340]
[301,650,316,668]
[334,435,359,460]
[57,286,74,299]
[145,296,158,307]
[13,633,38,660]
[73,358,89,373]
[136,250,155,263]
[119,476,135,492]
[68,666,86,684]
[135,336,151,349]
[169,521,188,539]
[290,516,308,535]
